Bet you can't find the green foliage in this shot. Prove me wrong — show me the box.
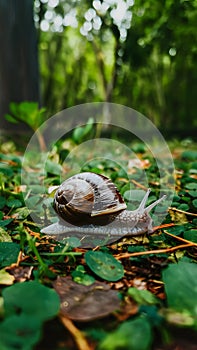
[71,265,95,285]
[128,287,159,306]
[0,314,41,350]
[85,251,124,282]
[183,229,197,243]
[5,101,46,131]
[162,261,197,327]
[0,140,197,348]
[72,117,95,144]
[182,150,197,161]
[99,316,152,350]
[34,0,197,133]
[3,281,60,320]
[0,242,20,268]
[5,101,47,151]
[0,281,60,350]
[45,159,62,175]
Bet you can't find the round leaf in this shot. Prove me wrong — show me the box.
[0,314,41,350]
[6,199,23,208]
[0,242,20,267]
[185,182,197,190]
[162,261,197,319]
[128,287,159,305]
[188,190,197,198]
[99,316,152,350]
[3,281,60,321]
[192,199,197,208]
[178,203,189,211]
[85,251,124,281]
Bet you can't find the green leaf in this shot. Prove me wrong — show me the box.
[14,207,30,220]
[99,316,152,350]
[128,245,147,253]
[25,195,41,208]
[162,261,197,321]
[0,242,20,267]
[85,251,124,281]
[6,198,23,208]
[185,182,197,197]
[3,281,60,321]
[166,225,185,236]
[128,246,148,262]
[72,265,95,285]
[128,287,159,305]
[182,151,197,161]
[45,159,62,175]
[139,305,163,326]
[188,190,197,198]
[72,270,95,286]
[183,229,197,243]
[0,197,6,209]
[7,101,46,131]
[192,199,197,208]
[178,203,189,211]
[0,218,13,227]
[185,182,197,190]
[72,118,94,144]
[5,113,19,124]
[0,314,41,350]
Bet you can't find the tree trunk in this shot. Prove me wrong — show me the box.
[0,0,40,137]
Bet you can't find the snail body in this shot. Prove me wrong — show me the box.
[41,172,166,247]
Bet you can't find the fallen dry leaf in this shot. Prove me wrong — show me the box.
[53,276,121,321]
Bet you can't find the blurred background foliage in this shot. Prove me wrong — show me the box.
[0,0,197,139]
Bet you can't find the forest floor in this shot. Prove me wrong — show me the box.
[0,137,197,350]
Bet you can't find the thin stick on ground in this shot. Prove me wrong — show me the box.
[169,207,197,217]
[164,230,197,247]
[59,313,91,350]
[131,179,148,190]
[115,243,195,260]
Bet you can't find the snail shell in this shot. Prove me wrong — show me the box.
[53,172,126,226]
[41,172,166,247]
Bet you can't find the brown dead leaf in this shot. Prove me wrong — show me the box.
[115,297,138,321]
[53,276,121,322]
[132,277,147,290]
[6,265,33,282]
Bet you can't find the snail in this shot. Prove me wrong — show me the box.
[41,172,166,247]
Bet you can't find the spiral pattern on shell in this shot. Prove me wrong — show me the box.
[53,172,126,225]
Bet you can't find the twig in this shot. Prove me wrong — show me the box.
[59,313,91,350]
[115,243,194,260]
[169,207,197,217]
[16,250,23,266]
[164,230,197,247]
[153,223,175,231]
[131,179,148,190]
